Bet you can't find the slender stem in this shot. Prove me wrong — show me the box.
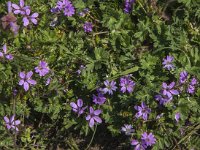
[137,0,147,14]
[85,125,97,150]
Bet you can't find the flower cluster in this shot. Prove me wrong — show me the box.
[51,0,75,17]
[4,115,21,132]
[131,132,156,150]
[12,0,39,27]
[19,60,50,91]
[70,99,102,128]
[155,82,179,105]
[179,71,198,94]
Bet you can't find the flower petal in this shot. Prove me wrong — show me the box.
[93,116,102,123]
[4,116,9,123]
[26,71,33,78]
[31,12,39,18]
[2,44,7,54]
[31,18,38,25]
[20,0,24,7]
[14,120,20,125]
[70,102,77,109]
[89,118,94,127]
[23,17,29,26]
[77,99,83,107]
[23,82,29,91]
[94,110,101,115]
[27,79,36,85]
[19,79,24,85]
[12,4,20,9]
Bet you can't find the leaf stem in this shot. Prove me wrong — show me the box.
[85,125,97,150]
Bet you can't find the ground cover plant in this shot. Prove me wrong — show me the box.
[0,0,200,149]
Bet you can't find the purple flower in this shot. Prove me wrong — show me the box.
[190,77,198,86]
[175,112,180,122]
[12,0,30,15]
[86,107,102,128]
[187,84,195,94]
[19,71,37,91]
[0,44,14,60]
[93,93,106,105]
[70,99,87,116]
[55,0,75,17]
[179,71,188,84]
[162,82,179,98]
[35,61,50,77]
[124,0,135,13]
[22,9,39,26]
[46,78,51,86]
[120,75,135,93]
[121,124,134,135]
[162,55,175,70]
[4,115,21,131]
[141,132,156,147]
[187,77,198,94]
[155,94,173,105]
[134,102,151,121]
[131,140,146,150]
[102,80,117,95]
[83,22,93,33]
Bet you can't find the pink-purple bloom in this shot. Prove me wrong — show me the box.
[162,55,175,70]
[86,107,102,128]
[70,99,87,116]
[124,0,135,13]
[19,71,37,91]
[179,71,188,84]
[4,115,21,131]
[35,61,50,77]
[93,93,106,105]
[121,124,134,135]
[134,102,151,121]
[0,44,14,60]
[120,75,135,93]
[83,22,93,33]
[52,0,75,17]
[103,80,117,95]
[187,77,198,94]
[22,9,39,26]
[141,132,156,147]
[162,82,179,98]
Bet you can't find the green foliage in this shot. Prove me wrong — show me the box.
[0,0,200,149]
